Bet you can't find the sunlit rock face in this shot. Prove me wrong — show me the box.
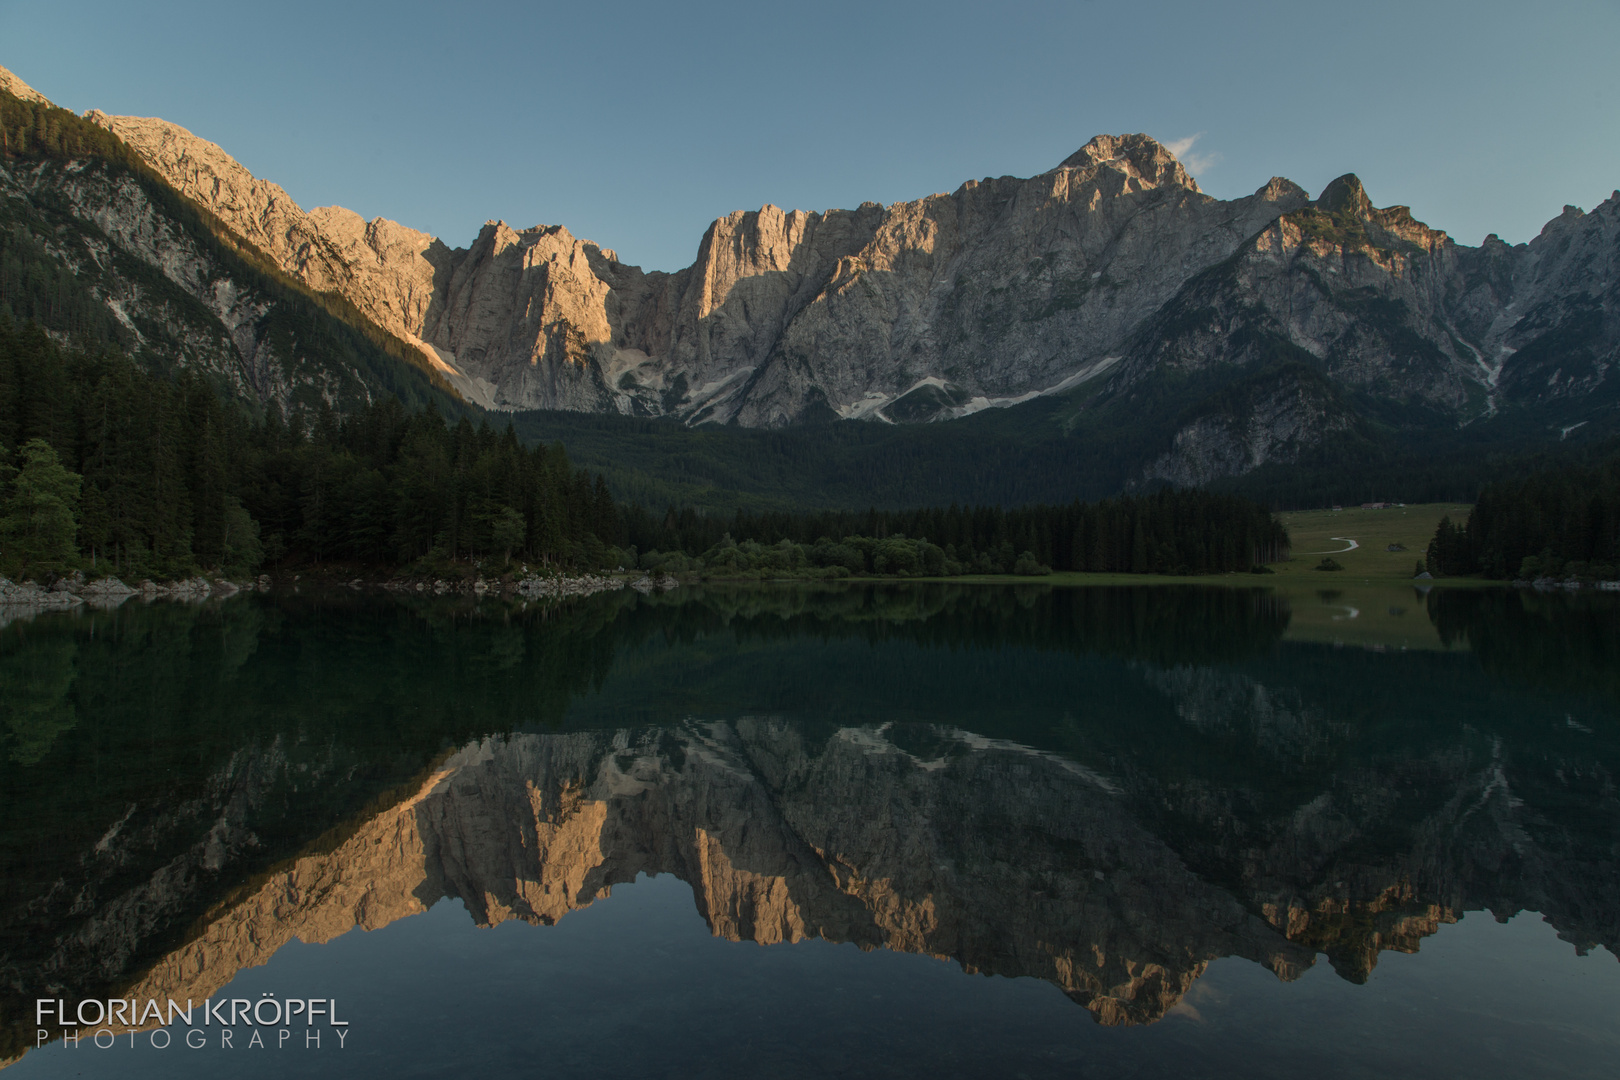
[83,92,1620,474]
[5,61,1615,479]
[94,119,1307,426]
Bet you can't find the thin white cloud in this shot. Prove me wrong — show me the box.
[1164,133,1221,175]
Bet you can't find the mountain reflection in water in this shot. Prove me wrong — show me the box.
[0,583,1616,1069]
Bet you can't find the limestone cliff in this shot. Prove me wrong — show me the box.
[0,66,458,413]
[81,112,492,406]
[84,119,1314,427]
[8,57,1619,482]
[0,65,48,106]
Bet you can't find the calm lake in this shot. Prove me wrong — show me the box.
[1,583,1617,1078]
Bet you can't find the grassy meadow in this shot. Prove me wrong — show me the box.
[957,503,1484,649]
[1271,503,1474,583]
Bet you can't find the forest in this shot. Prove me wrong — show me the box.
[509,390,1616,517]
[621,494,1289,578]
[0,320,621,580]
[0,319,1289,583]
[1425,452,1620,581]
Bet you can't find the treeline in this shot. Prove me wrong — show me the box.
[1425,453,1620,580]
[2,319,1289,583]
[0,320,623,580]
[622,492,1289,578]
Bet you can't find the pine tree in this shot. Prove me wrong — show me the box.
[0,438,81,574]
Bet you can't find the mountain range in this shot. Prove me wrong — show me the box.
[2,62,1616,503]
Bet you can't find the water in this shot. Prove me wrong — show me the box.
[1,583,1617,1077]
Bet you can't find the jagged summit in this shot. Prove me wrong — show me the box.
[1056,134,1202,194]
[0,63,50,107]
[1299,172,1450,251]
[4,59,1615,483]
[1257,176,1309,202]
[1315,173,1372,216]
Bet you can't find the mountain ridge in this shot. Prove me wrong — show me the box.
[0,66,467,415]
[85,114,1311,428]
[3,60,1616,498]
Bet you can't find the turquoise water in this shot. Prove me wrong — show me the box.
[1,584,1617,1077]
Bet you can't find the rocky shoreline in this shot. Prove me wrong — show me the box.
[376,572,679,600]
[0,572,242,609]
[0,570,680,622]
[1515,577,1620,592]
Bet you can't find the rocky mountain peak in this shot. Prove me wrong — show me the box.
[1055,133,1202,194]
[0,63,51,106]
[14,73,1611,459]
[1257,177,1310,203]
[1314,173,1372,216]
[1305,173,1449,251]
[83,111,312,251]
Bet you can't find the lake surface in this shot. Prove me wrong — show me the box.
[1,583,1617,1078]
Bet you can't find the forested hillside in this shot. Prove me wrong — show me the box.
[1,320,1289,583]
[0,321,621,580]
[510,394,1619,516]
[1425,452,1620,580]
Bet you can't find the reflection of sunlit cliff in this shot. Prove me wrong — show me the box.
[105,721,1315,1030]
[6,627,1617,1067]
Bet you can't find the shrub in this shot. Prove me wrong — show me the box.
[1013,551,1052,576]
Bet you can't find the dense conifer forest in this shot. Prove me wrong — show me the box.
[1426,453,1620,580]
[621,495,1288,578]
[0,320,622,579]
[0,320,1289,582]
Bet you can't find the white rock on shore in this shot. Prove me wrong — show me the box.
[0,573,247,617]
[80,576,138,597]
[514,574,624,600]
[0,577,84,609]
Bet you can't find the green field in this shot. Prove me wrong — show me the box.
[1271,503,1475,583]
[673,503,1497,650]
[902,504,1489,649]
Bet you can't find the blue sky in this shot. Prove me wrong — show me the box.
[2,0,1616,271]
